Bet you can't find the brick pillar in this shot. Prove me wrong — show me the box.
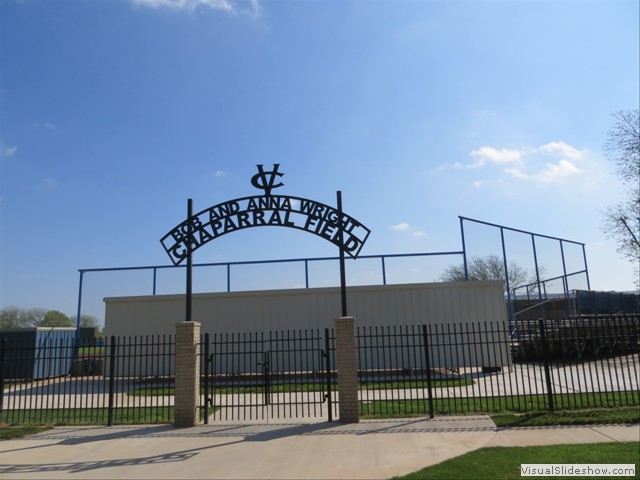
[175,321,201,427]
[335,316,359,423]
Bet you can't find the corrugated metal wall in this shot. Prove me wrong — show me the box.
[105,281,506,335]
[104,281,509,374]
[0,328,76,380]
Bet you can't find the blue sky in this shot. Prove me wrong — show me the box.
[1,0,638,323]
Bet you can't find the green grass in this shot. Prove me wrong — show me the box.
[360,391,640,418]
[1,405,219,427]
[492,406,640,427]
[128,387,176,396]
[359,378,474,389]
[128,384,327,396]
[129,378,472,396]
[78,346,105,357]
[393,442,640,479]
[0,407,174,426]
[131,383,337,396]
[0,425,53,440]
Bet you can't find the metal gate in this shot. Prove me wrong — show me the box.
[201,329,336,422]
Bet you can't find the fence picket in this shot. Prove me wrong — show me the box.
[0,315,637,425]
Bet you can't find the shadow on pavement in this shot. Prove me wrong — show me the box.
[0,416,497,477]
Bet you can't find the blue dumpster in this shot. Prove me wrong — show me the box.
[0,328,76,380]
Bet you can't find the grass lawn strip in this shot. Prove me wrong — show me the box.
[1,407,174,426]
[360,391,639,418]
[128,378,472,396]
[0,425,53,440]
[492,407,640,427]
[393,442,640,480]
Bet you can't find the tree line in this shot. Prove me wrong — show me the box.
[601,109,639,287]
[440,254,541,295]
[0,306,101,334]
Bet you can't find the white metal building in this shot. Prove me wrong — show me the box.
[104,280,510,373]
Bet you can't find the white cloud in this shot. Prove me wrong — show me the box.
[132,0,260,16]
[42,177,59,189]
[390,222,427,237]
[390,222,410,231]
[1,146,18,157]
[538,141,583,161]
[132,0,232,11]
[1,143,17,158]
[469,146,523,168]
[457,141,595,187]
[214,170,226,177]
[33,122,57,130]
[505,158,581,183]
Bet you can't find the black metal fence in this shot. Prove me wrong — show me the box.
[201,329,337,422]
[0,335,174,425]
[0,315,637,425]
[357,315,639,418]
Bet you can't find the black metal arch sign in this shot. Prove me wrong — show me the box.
[161,164,371,265]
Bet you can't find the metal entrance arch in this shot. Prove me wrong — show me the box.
[162,164,371,325]
[201,329,337,422]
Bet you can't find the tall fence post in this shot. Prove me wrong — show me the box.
[538,319,555,412]
[335,316,359,423]
[421,325,435,419]
[324,328,333,422]
[203,333,210,425]
[0,338,5,423]
[108,336,117,426]
[175,321,201,427]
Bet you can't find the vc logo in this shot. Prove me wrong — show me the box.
[251,164,284,196]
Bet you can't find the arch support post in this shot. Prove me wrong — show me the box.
[175,321,201,427]
[335,316,359,423]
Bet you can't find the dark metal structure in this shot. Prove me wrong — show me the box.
[201,329,336,422]
[355,315,638,418]
[0,334,175,426]
[459,216,591,326]
[160,164,370,323]
[74,170,595,337]
[161,165,370,265]
[0,329,75,380]
[1,315,637,425]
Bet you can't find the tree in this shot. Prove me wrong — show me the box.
[79,314,103,337]
[0,306,26,329]
[41,310,73,327]
[21,308,47,328]
[441,254,539,294]
[79,314,99,328]
[0,306,72,328]
[0,307,43,328]
[601,109,640,287]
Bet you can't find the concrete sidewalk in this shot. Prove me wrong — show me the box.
[0,417,638,480]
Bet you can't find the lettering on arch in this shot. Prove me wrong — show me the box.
[161,165,371,266]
